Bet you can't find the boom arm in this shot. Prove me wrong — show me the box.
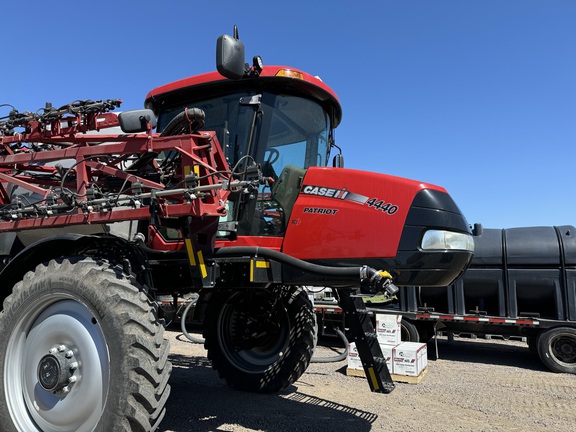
[0,100,255,232]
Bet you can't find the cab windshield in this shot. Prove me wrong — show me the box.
[157,91,331,174]
[157,91,332,238]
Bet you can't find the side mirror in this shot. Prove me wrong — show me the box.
[118,109,157,133]
[332,154,344,168]
[472,223,483,236]
[216,27,246,80]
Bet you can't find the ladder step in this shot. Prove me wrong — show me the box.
[336,288,395,394]
[364,332,377,341]
[374,357,388,367]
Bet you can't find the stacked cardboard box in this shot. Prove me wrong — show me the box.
[392,341,428,377]
[376,313,402,346]
[347,314,428,383]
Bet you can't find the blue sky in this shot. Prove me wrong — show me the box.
[1,1,574,229]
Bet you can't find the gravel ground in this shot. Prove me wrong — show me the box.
[158,328,576,432]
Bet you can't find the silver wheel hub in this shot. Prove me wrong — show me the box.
[5,298,110,432]
[37,344,79,395]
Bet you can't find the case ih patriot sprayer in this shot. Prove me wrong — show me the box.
[0,28,474,431]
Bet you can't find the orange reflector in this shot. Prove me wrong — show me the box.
[275,69,304,80]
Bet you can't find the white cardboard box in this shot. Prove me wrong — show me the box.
[347,342,395,373]
[375,314,402,345]
[379,343,394,373]
[392,341,428,376]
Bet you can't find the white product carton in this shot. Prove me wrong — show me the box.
[379,342,395,374]
[347,342,396,374]
[375,314,402,346]
[392,342,428,376]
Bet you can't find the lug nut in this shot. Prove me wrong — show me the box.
[65,350,74,358]
[57,345,66,352]
[69,362,78,370]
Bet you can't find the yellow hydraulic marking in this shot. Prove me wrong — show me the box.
[367,367,380,391]
[184,165,191,176]
[193,165,200,176]
[256,261,270,269]
[184,239,197,266]
[197,250,208,279]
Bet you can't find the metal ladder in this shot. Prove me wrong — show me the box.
[336,288,395,393]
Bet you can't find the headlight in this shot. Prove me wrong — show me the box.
[421,230,475,252]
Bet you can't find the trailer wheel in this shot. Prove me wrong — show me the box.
[537,327,576,374]
[0,258,171,432]
[400,319,420,342]
[203,285,315,393]
[527,333,540,356]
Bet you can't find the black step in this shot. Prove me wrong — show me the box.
[336,289,395,394]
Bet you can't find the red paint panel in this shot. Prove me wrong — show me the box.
[282,167,445,260]
[145,66,339,104]
[217,236,283,250]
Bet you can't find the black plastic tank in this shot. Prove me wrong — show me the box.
[414,226,576,321]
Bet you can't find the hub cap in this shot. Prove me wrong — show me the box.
[37,344,79,394]
[38,355,61,391]
[552,335,576,364]
[5,299,110,432]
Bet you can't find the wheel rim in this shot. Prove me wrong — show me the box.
[217,291,290,373]
[549,334,576,365]
[5,297,110,432]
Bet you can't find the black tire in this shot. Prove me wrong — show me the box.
[0,258,172,432]
[400,319,420,342]
[527,333,540,356]
[203,285,315,393]
[537,327,576,374]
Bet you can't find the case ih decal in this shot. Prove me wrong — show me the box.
[301,185,398,215]
[301,185,355,201]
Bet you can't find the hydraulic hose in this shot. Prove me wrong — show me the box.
[310,328,349,363]
[215,246,398,296]
[215,246,374,279]
[160,108,205,136]
[180,297,205,344]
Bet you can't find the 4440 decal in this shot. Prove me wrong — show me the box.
[365,198,398,215]
[301,185,399,215]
